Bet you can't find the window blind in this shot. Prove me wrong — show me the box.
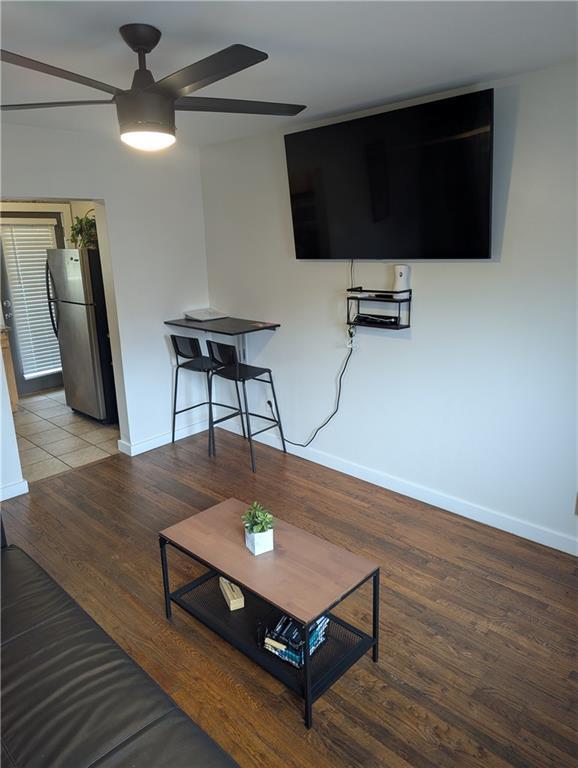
[1,223,62,379]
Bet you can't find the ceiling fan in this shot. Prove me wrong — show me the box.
[0,23,306,151]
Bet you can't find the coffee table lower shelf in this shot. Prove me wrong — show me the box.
[170,571,375,714]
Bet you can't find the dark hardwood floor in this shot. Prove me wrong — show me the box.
[2,430,576,768]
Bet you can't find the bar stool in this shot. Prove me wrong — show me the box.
[206,340,286,472]
[170,335,245,454]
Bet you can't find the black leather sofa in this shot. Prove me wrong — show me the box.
[1,538,238,768]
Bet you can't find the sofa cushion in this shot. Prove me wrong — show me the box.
[1,545,238,768]
[91,709,237,768]
[1,543,77,645]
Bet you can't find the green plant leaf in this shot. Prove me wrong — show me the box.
[70,212,98,250]
[241,501,274,533]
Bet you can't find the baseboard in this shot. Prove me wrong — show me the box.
[118,418,209,457]
[222,423,577,556]
[1,478,29,501]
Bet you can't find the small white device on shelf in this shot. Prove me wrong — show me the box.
[184,307,229,321]
[393,264,411,298]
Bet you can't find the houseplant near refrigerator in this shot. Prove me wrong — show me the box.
[242,502,274,555]
[69,211,98,249]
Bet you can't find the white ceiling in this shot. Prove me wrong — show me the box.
[1,1,575,147]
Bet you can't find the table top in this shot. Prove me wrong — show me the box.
[164,317,280,336]
[160,498,378,624]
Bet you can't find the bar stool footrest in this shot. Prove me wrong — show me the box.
[213,411,242,426]
[211,401,242,412]
[245,412,278,423]
[174,402,207,415]
[251,423,281,438]
[175,400,239,416]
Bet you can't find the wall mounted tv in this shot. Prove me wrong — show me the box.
[284,89,493,260]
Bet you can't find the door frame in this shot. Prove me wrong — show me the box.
[0,211,66,394]
[1,197,130,498]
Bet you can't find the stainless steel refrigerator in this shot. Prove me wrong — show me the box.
[46,248,117,423]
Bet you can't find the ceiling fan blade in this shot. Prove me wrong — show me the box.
[151,44,268,98]
[175,96,306,116]
[0,50,120,95]
[1,100,113,111]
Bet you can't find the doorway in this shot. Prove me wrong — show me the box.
[1,199,123,483]
[1,210,66,394]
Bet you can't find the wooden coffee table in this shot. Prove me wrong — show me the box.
[159,498,379,728]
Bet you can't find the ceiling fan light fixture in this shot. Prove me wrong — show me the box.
[116,89,176,151]
[120,129,176,151]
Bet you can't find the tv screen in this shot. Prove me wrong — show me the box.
[284,89,493,260]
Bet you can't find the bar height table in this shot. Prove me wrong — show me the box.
[164,317,280,363]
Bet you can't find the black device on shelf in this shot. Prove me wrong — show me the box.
[347,287,412,330]
[285,89,493,260]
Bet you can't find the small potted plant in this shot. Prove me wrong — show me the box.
[70,211,98,249]
[242,501,274,556]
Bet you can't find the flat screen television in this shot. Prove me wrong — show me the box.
[284,89,493,260]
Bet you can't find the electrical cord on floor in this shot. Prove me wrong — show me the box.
[268,326,357,448]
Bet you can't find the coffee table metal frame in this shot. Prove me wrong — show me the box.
[159,536,379,728]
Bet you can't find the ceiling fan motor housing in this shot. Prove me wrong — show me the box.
[115,89,175,137]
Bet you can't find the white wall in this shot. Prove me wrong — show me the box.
[1,123,210,462]
[0,357,28,500]
[200,64,577,554]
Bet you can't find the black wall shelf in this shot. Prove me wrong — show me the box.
[347,288,412,330]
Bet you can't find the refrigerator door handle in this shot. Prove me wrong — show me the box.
[46,260,58,337]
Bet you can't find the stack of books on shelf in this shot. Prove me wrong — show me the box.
[263,614,329,668]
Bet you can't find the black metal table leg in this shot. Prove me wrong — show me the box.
[268,371,287,453]
[303,622,313,728]
[372,569,380,662]
[171,365,180,443]
[207,372,215,457]
[241,380,256,472]
[159,537,172,619]
[234,380,247,438]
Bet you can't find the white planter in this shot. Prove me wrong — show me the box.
[245,528,274,556]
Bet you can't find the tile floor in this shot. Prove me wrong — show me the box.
[14,389,120,483]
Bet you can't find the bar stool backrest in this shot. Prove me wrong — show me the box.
[171,335,203,360]
[206,340,238,368]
